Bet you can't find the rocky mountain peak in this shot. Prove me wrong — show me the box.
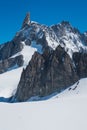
[22,12,31,28]
[61,21,71,27]
[1,15,87,102]
[84,32,87,36]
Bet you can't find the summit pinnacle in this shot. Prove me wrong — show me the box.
[22,12,30,28]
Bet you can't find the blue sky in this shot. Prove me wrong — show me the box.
[0,0,87,44]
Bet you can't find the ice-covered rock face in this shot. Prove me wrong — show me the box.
[0,16,87,75]
[15,21,59,53]
[51,21,87,58]
[14,19,87,58]
[82,32,87,46]
[15,22,46,51]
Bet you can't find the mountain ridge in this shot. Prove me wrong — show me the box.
[0,14,87,102]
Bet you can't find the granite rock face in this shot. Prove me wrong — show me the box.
[73,52,87,78]
[0,55,23,73]
[16,46,79,101]
[22,12,30,28]
[0,41,23,60]
[0,41,23,74]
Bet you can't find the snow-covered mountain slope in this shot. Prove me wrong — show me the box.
[0,42,37,98]
[10,41,36,67]
[0,79,87,130]
[54,78,87,99]
[27,77,87,101]
[0,67,23,98]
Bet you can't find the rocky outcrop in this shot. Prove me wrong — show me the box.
[0,41,23,60]
[0,55,23,73]
[22,13,31,28]
[73,52,87,78]
[15,46,78,101]
[0,40,24,73]
[15,46,87,102]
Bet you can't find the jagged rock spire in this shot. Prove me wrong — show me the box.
[61,21,71,27]
[22,12,30,28]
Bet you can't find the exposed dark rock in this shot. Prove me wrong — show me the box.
[22,12,31,28]
[0,55,23,73]
[73,52,87,78]
[81,32,87,46]
[0,41,23,60]
[16,46,78,101]
[0,39,24,74]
